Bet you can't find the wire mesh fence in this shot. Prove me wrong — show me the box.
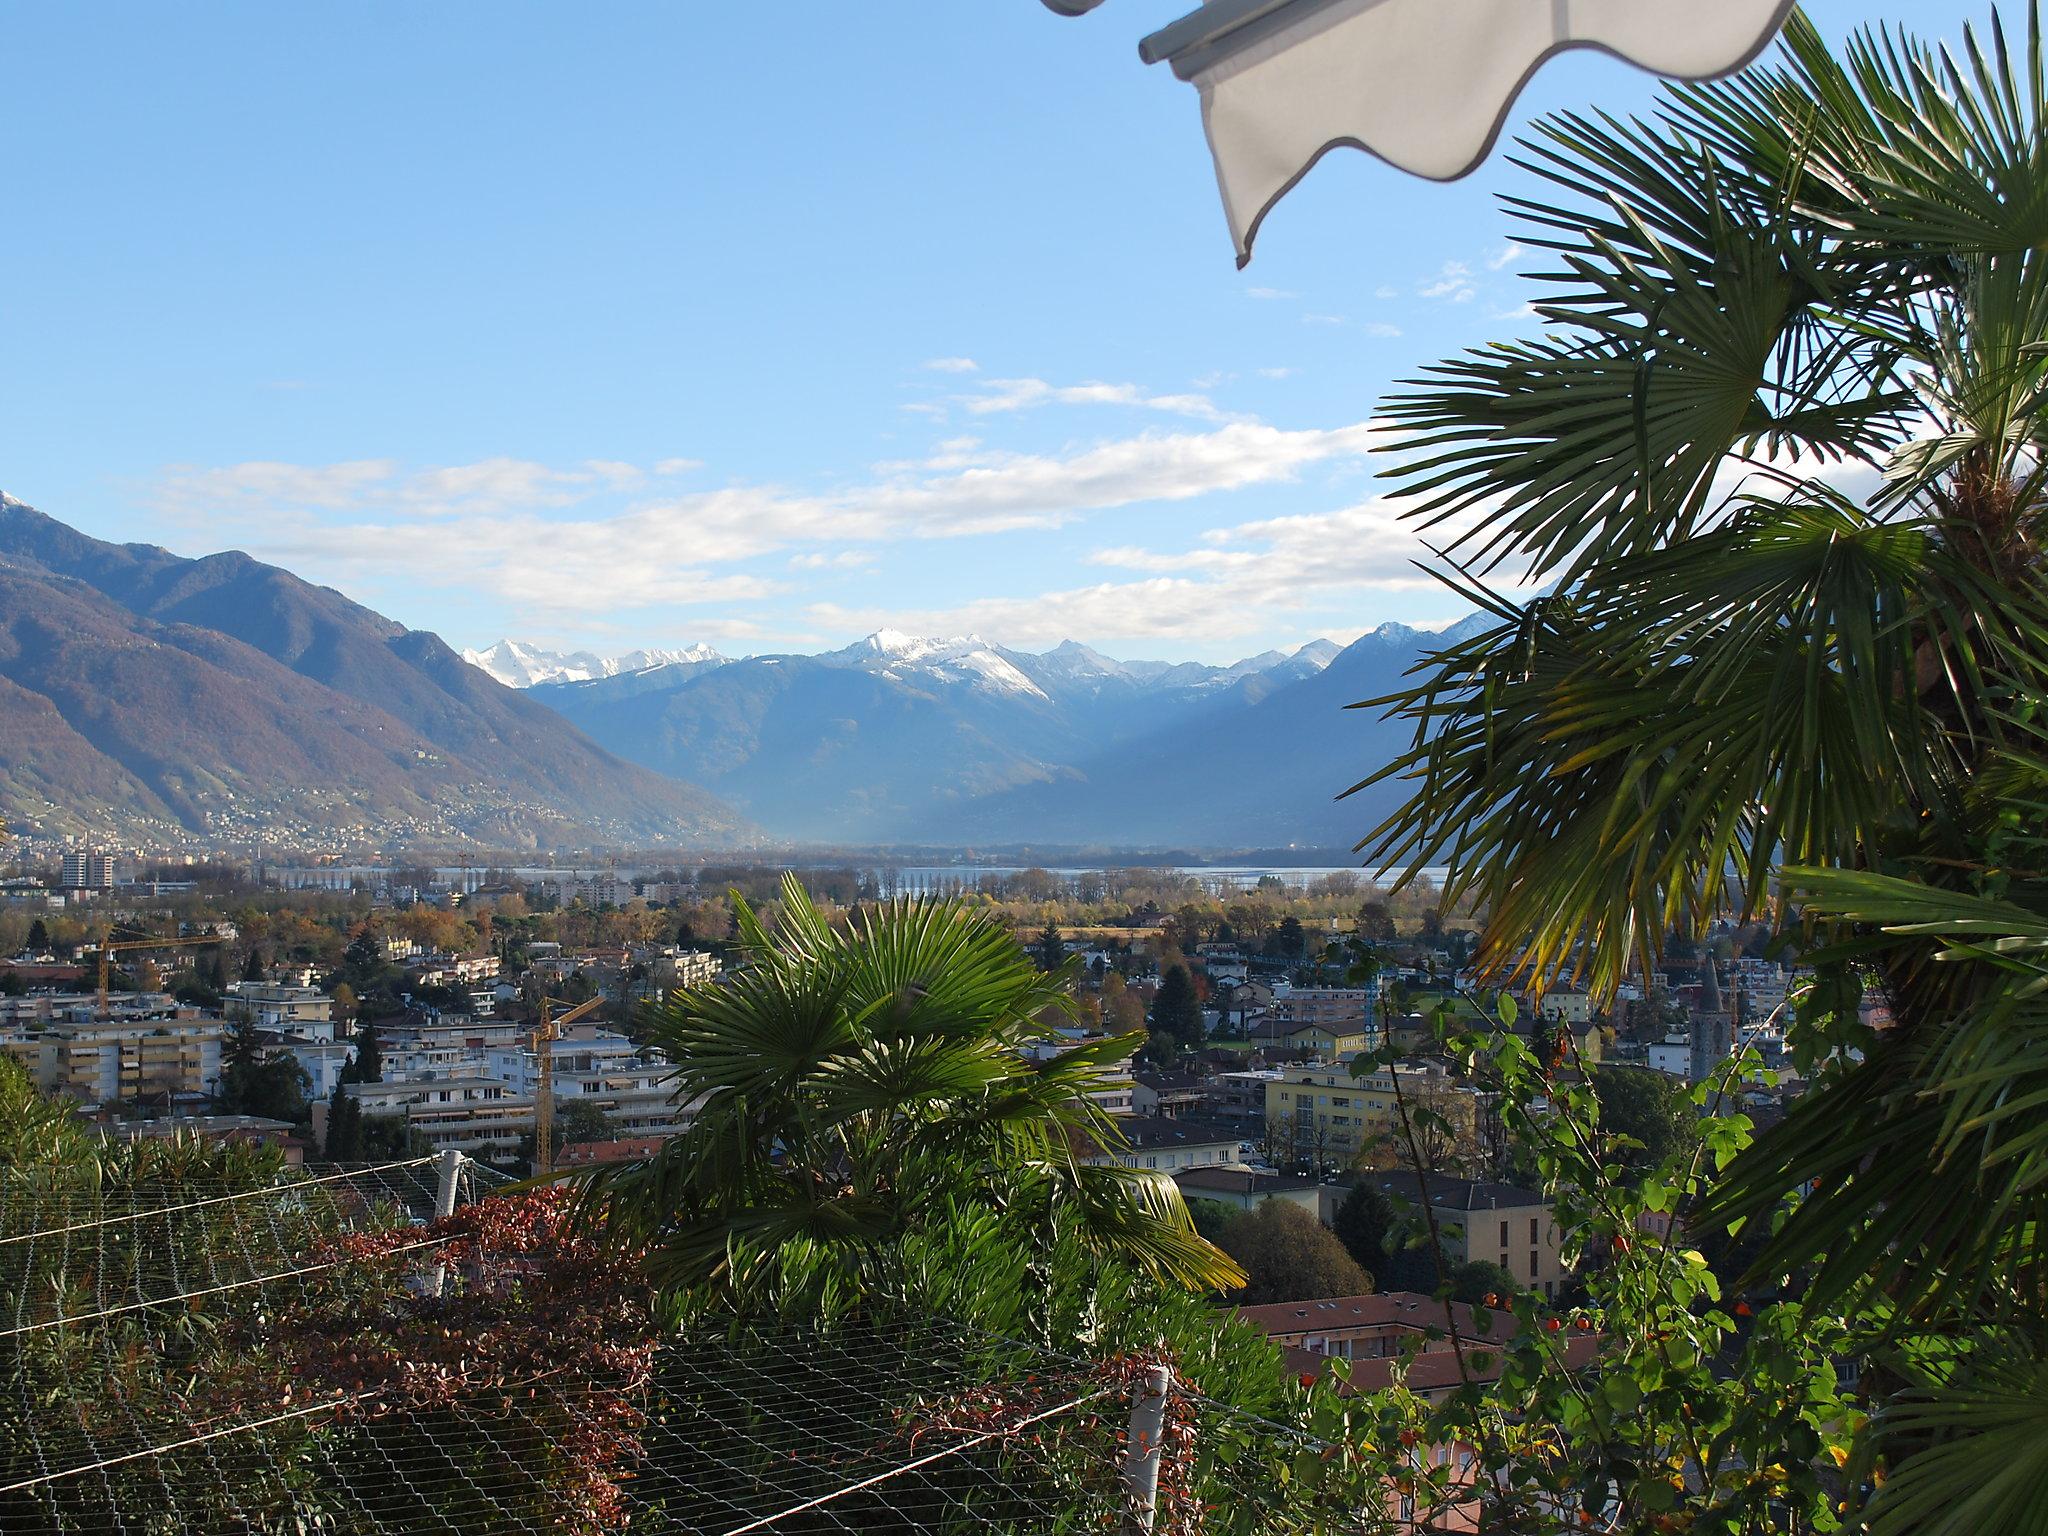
[0,1158,1420,1535]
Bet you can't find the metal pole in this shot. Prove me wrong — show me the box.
[1121,1362,1173,1534]
[534,1000,555,1179]
[424,1147,464,1298]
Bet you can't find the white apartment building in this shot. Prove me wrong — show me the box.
[224,983,335,1040]
[1022,1029,1136,1114]
[483,1030,682,1135]
[345,1076,534,1156]
[641,947,723,993]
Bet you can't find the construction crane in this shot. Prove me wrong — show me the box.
[96,930,225,1020]
[531,994,604,1178]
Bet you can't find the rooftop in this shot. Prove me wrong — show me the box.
[1358,1170,1547,1213]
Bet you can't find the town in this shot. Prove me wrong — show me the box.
[0,839,1840,1313]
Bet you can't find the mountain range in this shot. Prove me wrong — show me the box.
[0,498,745,848]
[509,622,1474,847]
[0,499,1471,853]
[460,638,724,689]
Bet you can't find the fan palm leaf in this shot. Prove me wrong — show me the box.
[572,874,1242,1305]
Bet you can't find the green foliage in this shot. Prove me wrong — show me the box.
[571,875,1243,1307]
[1589,1064,1696,1172]
[341,1015,382,1085]
[323,1084,360,1159]
[1218,1199,1371,1305]
[1445,1258,1521,1306]
[217,1013,310,1121]
[1330,1178,1393,1281]
[1352,6,2048,1526]
[1032,921,1065,972]
[1146,963,1205,1059]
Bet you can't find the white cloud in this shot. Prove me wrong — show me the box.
[655,457,705,475]
[1362,322,1403,339]
[158,458,399,511]
[813,490,1476,649]
[922,356,980,373]
[1418,262,1476,303]
[1246,286,1296,300]
[789,550,876,571]
[1302,313,1347,326]
[961,376,1235,423]
[152,421,1378,617]
[1488,242,1525,270]
[1256,367,1295,380]
[1374,285,1398,300]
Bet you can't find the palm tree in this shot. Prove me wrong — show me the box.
[1355,9,2048,1531]
[571,874,1242,1307]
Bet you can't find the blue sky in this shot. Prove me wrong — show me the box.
[3,0,1984,663]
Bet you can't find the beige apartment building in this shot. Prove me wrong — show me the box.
[1253,987,1381,1058]
[2,1017,226,1108]
[1264,1061,1478,1171]
[1346,1171,1569,1297]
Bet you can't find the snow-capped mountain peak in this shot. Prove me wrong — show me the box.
[827,631,1050,700]
[463,639,724,688]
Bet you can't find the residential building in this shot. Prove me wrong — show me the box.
[1175,1166,1322,1215]
[557,1135,673,1167]
[105,1115,305,1164]
[60,850,116,891]
[1211,1068,1283,1123]
[1528,987,1592,1025]
[1084,1114,1249,1174]
[345,1076,534,1156]
[223,983,336,1040]
[1264,1061,1477,1171]
[1346,1171,1567,1297]
[1023,1029,1135,1113]
[1647,1035,1692,1079]
[1240,1291,1602,1403]
[641,946,723,993]
[284,1038,356,1100]
[1,1013,227,1108]
[1252,986,1380,1058]
[1131,1069,1210,1119]
[483,1029,685,1136]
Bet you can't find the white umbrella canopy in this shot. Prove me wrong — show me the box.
[1046,0,1797,265]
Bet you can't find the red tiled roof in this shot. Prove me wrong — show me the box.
[1237,1291,1480,1336]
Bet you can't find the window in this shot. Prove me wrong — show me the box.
[1529,1251,1539,1277]
[1530,1217,1539,1244]
[1499,1220,1508,1246]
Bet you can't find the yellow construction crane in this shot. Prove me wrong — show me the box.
[96,931,225,1020]
[531,994,604,1178]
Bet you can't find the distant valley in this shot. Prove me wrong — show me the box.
[486,621,1479,848]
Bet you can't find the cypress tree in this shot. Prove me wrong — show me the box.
[322,1083,348,1159]
[352,1018,383,1083]
[1033,923,1065,972]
